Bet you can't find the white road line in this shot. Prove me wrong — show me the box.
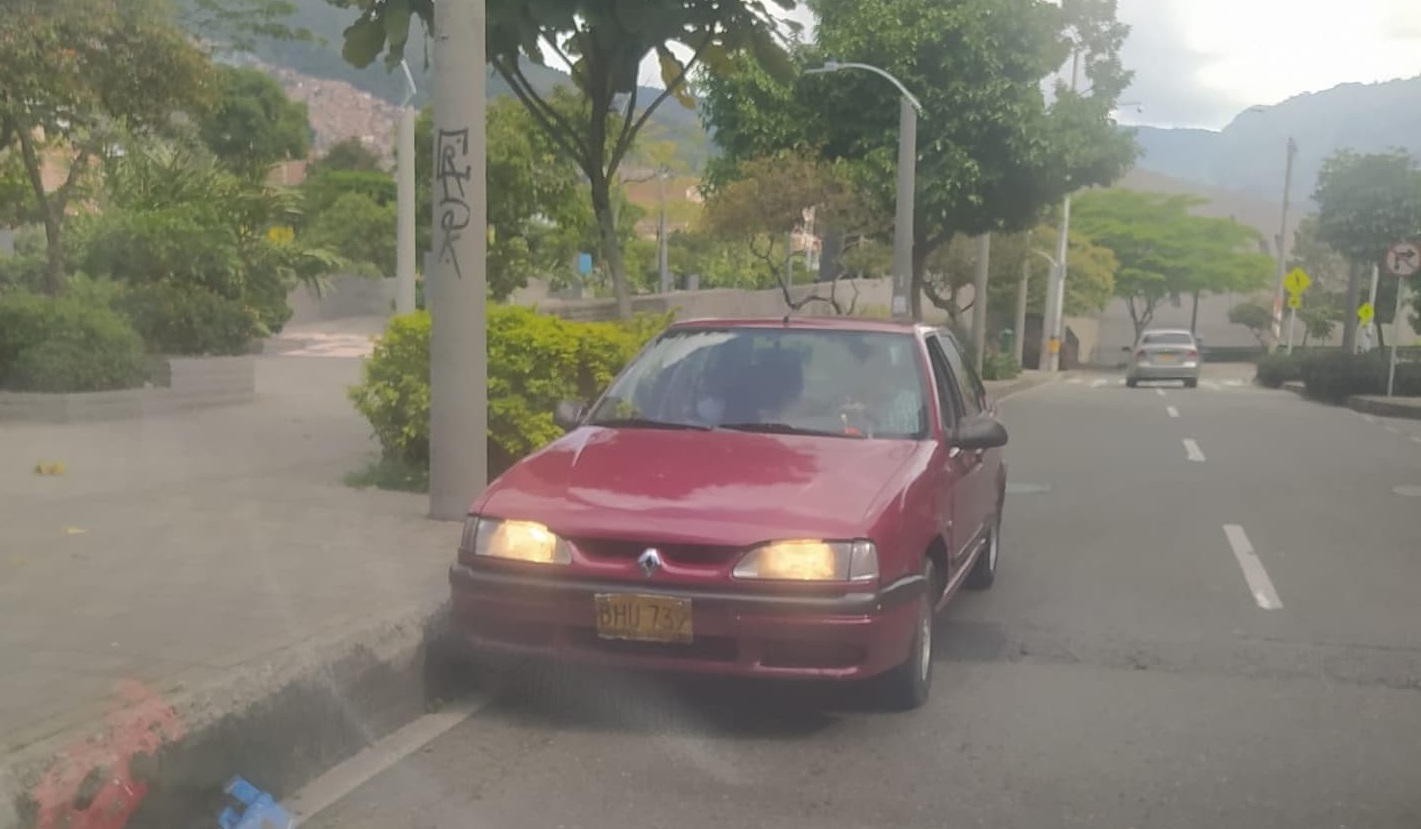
[1201,380,1223,390]
[1090,378,1109,388]
[1167,406,1180,418]
[1183,438,1205,462]
[286,698,486,824]
[1223,379,1244,387]
[1222,524,1283,610]
[1361,414,1378,423]
[1067,377,1083,385]
[1155,388,1167,397]
[1385,425,1400,434]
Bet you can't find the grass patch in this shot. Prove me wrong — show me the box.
[344,456,429,493]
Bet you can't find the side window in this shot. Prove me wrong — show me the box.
[936,334,982,417]
[924,336,962,429]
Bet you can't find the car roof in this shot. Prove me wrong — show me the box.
[669,316,924,335]
[1139,328,1195,337]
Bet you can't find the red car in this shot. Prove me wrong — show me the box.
[450,316,1008,709]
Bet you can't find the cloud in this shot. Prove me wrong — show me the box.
[1115,0,1237,128]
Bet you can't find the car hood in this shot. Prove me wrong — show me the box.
[477,426,923,545]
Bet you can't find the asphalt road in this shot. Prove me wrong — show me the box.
[301,367,1421,829]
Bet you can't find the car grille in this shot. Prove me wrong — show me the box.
[569,538,743,566]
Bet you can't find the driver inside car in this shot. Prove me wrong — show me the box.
[842,337,923,436]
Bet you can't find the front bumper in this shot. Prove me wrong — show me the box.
[448,565,925,680]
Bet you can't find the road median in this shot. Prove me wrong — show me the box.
[1,600,448,829]
[1348,394,1421,420]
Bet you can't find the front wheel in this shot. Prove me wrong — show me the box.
[1183,378,1198,389]
[877,560,935,711]
[1125,377,1139,388]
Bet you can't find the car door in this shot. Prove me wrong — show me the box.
[926,333,993,573]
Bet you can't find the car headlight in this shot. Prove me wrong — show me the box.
[460,516,571,565]
[732,539,878,582]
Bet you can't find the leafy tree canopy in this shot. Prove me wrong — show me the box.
[698,0,1138,316]
[326,0,796,318]
[197,65,313,176]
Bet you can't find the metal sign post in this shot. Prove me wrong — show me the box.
[1384,242,1419,397]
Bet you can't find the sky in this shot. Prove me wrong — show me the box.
[616,0,1421,132]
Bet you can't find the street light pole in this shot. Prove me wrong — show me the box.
[428,0,488,521]
[394,60,418,315]
[805,61,922,320]
[1041,48,1080,372]
[657,168,670,293]
[1268,137,1297,352]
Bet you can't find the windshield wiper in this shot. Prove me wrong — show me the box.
[586,417,712,431]
[718,422,861,438]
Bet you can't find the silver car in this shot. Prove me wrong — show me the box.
[1126,329,1201,388]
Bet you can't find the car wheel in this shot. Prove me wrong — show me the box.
[966,512,999,590]
[1125,377,1138,388]
[878,559,935,711]
[1184,378,1198,388]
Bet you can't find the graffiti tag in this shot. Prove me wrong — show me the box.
[435,127,472,279]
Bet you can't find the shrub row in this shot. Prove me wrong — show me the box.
[0,280,261,393]
[348,306,670,480]
[1256,349,1421,403]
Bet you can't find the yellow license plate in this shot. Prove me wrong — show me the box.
[1156,353,1176,362]
[594,594,693,643]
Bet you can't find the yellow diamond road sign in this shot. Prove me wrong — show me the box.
[1359,302,1375,324]
[1283,267,1311,295]
[1288,294,1302,309]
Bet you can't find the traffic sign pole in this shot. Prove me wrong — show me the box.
[1365,263,1380,353]
[1388,279,1406,397]
[1286,306,1296,353]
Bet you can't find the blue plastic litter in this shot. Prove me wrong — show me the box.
[218,776,295,829]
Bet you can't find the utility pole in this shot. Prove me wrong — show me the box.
[1014,246,1029,366]
[427,0,488,521]
[971,233,991,373]
[1267,137,1297,352]
[657,168,670,293]
[893,95,917,319]
[1041,48,1080,372]
[394,60,418,315]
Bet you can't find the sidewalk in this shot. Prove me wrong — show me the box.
[1,346,454,826]
[984,369,1057,402]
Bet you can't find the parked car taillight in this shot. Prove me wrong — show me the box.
[1135,350,1147,360]
[1187,349,1199,360]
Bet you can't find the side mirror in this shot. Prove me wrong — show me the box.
[952,415,1009,451]
[553,400,587,431]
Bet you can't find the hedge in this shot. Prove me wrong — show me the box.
[0,291,148,392]
[349,305,670,481]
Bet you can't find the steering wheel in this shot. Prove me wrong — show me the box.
[837,397,878,437]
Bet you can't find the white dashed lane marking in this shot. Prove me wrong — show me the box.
[1183,438,1206,462]
[1223,524,1283,610]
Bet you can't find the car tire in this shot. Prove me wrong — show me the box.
[1125,377,1138,388]
[1184,378,1198,388]
[878,559,935,711]
[966,512,1000,590]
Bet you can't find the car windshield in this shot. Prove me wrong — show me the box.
[1141,332,1194,346]
[586,327,930,439]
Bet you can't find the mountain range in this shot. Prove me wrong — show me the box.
[1130,75,1421,208]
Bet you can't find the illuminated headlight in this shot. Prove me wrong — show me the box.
[460,516,571,565]
[732,540,878,582]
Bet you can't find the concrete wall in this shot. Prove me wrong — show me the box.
[286,275,397,326]
[0,357,256,423]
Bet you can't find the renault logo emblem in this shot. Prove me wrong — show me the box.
[637,548,663,577]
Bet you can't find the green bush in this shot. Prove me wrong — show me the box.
[1296,351,1421,403]
[115,282,260,355]
[981,352,1021,381]
[0,291,147,392]
[349,307,668,483]
[1255,352,1304,388]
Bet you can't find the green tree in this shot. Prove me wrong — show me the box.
[1312,149,1421,348]
[701,151,875,296]
[1073,189,1274,339]
[1228,300,1272,346]
[198,65,312,177]
[978,226,1117,325]
[0,0,216,292]
[329,0,796,319]
[175,0,314,51]
[304,191,398,276]
[311,137,384,173]
[698,0,1137,318]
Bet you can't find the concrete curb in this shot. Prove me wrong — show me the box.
[1,600,447,829]
[1348,395,1421,420]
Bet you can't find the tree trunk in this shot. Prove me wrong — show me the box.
[1341,260,1361,352]
[41,208,65,295]
[590,178,632,320]
[1189,289,1200,334]
[910,245,929,320]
